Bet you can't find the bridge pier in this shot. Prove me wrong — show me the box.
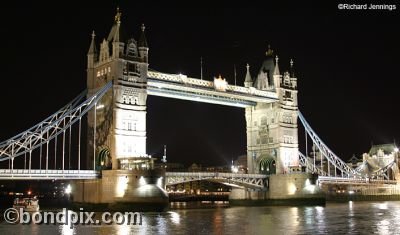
[229,188,268,201]
[71,169,169,211]
[229,173,325,206]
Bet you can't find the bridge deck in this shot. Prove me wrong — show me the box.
[0,169,99,180]
[1,169,397,187]
[166,172,267,178]
[318,176,397,185]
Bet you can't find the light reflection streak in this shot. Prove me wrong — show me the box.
[169,211,181,224]
[348,201,355,231]
[314,206,326,232]
[290,207,300,228]
[155,214,167,234]
[377,219,390,235]
[378,202,388,210]
[303,207,313,225]
[116,223,130,235]
[60,224,74,235]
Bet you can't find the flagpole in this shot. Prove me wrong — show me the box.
[234,64,237,86]
[200,57,203,80]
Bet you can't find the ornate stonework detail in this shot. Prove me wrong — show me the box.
[282,112,293,124]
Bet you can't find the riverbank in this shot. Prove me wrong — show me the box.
[326,194,400,202]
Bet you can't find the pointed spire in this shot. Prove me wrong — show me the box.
[244,63,253,87]
[273,55,280,75]
[107,7,123,42]
[290,58,295,77]
[266,44,273,56]
[114,7,122,24]
[139,23,148,48]
[88,30,96,55]
[113,21,120,42]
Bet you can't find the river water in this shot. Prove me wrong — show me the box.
[1,201,399,234]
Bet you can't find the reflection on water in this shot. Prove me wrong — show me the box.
[169,211,180,225]
[2,201,400,234]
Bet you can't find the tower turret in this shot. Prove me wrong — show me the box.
[273,55,281,89]
[87,31,97,90]
[255,45,275,90]
[87,30,97,68]
[290,58,295,78]
[290,59,297,90]
[138,24,149,63]
[108,8,125,58]
[244,63,253,87]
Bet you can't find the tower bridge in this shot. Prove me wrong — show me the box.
[0,9,398,207]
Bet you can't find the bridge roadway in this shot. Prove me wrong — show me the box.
[0,169,268,188]
[0,170,397,186]
[0,169,98,180]
[318,176,397,185]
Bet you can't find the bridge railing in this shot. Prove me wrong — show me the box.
[0,169,99,179]
[0,169,97,174]
[318,176,398,185]
[165,172,267,179]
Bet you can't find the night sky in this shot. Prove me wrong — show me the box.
[0,2,399,167]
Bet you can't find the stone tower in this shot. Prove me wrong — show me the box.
[86,9,149,170]
[245,47,299,174]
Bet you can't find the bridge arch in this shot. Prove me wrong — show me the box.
[165,172,268,189]
[258,154,276,175]
[98,147,112,170]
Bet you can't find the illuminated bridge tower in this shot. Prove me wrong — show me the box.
[245,48,299,174]
[86,9,150,171]
[76,9,168,209]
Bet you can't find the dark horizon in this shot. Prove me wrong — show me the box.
[0,3,399,167]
